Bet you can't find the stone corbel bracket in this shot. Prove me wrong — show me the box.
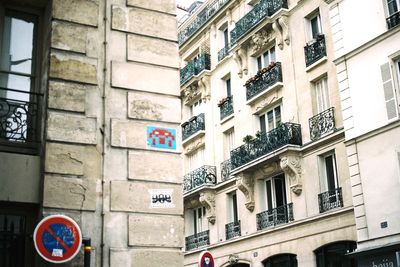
[199,75,211,102]
[272,14,290,50]
[199,189,216,224]
[233,46,248,78]
[236,173,254,212]
[279,153,302,195]
[183,84,200,105]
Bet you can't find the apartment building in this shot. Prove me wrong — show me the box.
[0,0,183,266]
[325,0,400,266]
[178,0,357,266]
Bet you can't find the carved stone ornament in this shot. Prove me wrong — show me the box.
[228,254,239,264]
[199,75,211,102]
[279,153,302,195]
[272,14,290,50]
[185,197,201,209]
[183,136,204,153]
[254,92,279,113]
[233,46,248,78]
[199,189,216,224]
[236,173,255,212]
[183,84,201,105]
[254,162,280,178]
[250,29,272,55]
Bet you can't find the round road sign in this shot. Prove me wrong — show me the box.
[199,250,215,267]
[33,215,82,264]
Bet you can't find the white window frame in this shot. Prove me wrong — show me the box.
[227,191,239,223]
[256,45,276,70]
[259,104,282,133]
[187,146,205,172]
[306,11,322,42]
[319,152,339,193]
[314,76,330,114]
[263,173,287,211]
[223,128,235,160]
[190,98,205,117]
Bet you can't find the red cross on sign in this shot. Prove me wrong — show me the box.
[33,215,82,263]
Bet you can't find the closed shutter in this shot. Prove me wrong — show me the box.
[380,62,399,120]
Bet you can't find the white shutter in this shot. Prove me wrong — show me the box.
[380,62,399,120]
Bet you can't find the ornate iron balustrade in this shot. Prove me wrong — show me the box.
[185,230,210,251]
[309,107,335,141]
[246,62,282,101]
[0,88,41,144]
[230,0,288,45]
[387,11,400,29]
[256,203,293,230]
[218,43,230,61]
[182,113,205,141]
[178,0,231,46]
[304,34,327,67]
[225,220,241,240]
[230,123,302,170]
[219,96,234,120]
[221,159,232,182]
[183,165,217,192]
[180,54,211,85]
[318,187,343,213]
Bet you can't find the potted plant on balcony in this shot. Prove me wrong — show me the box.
[217,97,228,107]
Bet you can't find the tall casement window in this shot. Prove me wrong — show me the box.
[315,241,357,267]
[257,46,276,70]
[187,147,205,172]
[387,0,400,16]
[263,254,298,267]
[265,174,287,211]
[190,98,205,117]
[307,11,322,41]
[228,191,238,222]
[318,152,343,213]
[259,105,281,133]
[185,206,209,250]
[0,8,40,144]
[314,76,330,114]
[223,128,235,160]
[223,27,229,48]
[226,77,232,97]
[380,60,399,120]
[192,206,207,234]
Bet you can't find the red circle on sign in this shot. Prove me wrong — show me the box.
[33,215,82,263]
[199,251,214,267]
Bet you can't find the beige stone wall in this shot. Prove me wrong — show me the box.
[43,0,182,266]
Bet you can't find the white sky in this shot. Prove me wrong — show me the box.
[176,0,197,9]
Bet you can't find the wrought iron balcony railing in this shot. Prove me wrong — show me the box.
[182,113,205,141]
[387,11,400,29]
[180,54,211,85]
[219,96,234,120]
[256,203,293,230]
[185,230,210,251]
[230,123,302,170]
[245,62,282,101]
[230,0,288,45]
[225,220,241,240]
[183,165,217,192]
[218,43,230,61]
[304,34,327,67]
[0,88,42,146]
[178,0,231,46]
[220,159,232,182]
[318,187,343,213]
[309,107,336,141]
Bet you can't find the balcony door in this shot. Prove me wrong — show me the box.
[259,105,281,133]
[265,174,287,212]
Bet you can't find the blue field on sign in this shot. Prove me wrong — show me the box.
[43,224,74,254]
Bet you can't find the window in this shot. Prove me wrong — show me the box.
[192,207,207,234]
[315,241,356,267]
[190,99,205,117]
[307,11,322,41]
[228,191,238,223]
[314,77,330,114]
[263,254,298,267]
[259,105,281,133]
[319,152,338,192]
[265,174,287,211]
[223,128,235,160]
[257,46,276,70]
[380,61,399,120]
[223,27,229,48]
[187,147,205,172]
[226,77,232,97]
[0,8,40,144]
[387,0,399,15]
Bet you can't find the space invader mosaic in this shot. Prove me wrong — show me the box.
[146,126,176,150]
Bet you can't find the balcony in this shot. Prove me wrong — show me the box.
[309,107,336,141]
[0,88,42,152]
[183,165,217,193]
[180,54,211,86]
[218,43,230,61]
[178,0,231,46]
[185,230,210,251]
[387,11,400,29]
[245,62,282,101]
[230,0,288,45]
[225,220,241,240]
[230,123,302,170]
[304,34,327,67]
[318,187,343,213]
[218,96,234,120]
[220,159,232,182]
[256,203,293,230]
[182,113,205,141]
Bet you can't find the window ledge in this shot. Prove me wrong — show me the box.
[220,113,234,124]
[246,82,283,106]
[306,56,327,72]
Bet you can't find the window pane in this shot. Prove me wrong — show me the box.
[257,56,262,70]
[388,0,398,14]
[311,16,320,39]
[260,114,266,133]
[232,193,238,222]
[270,47,276,62]
[263,51,270,66]
[226,78,231,96]
[325,155,337,191]
[0,11,37,75]
[223,28,229,46]
[267,110,274,130]
[275,106,281,125]
[266,180,272,210]
[274,175,287,207]
[0,73,32,101]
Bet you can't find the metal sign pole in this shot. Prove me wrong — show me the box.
[83,238,91,267]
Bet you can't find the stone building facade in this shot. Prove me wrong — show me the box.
[178,0,357,266]
[0,0,183,266]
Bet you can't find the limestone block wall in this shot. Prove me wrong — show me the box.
[42,0,183,266]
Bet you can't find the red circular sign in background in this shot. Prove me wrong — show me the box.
[33,215,82,264]
[199,251,215,267]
